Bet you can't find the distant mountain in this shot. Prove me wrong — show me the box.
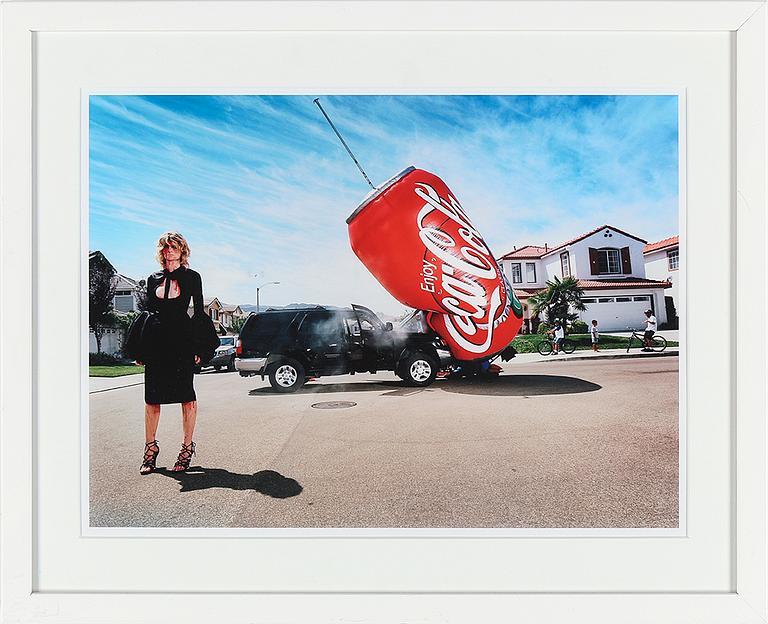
[238,303,402,322]
[239,303,338,314]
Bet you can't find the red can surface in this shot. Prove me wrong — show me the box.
[347,167,524,360]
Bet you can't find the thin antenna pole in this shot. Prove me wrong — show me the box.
[313,98,375,190]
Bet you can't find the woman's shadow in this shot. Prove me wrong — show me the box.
[156,467,302,498]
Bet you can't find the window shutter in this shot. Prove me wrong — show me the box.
[620,246,632,274]
[589,247,599,275]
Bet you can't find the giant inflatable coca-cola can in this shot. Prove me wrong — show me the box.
[347,167,524,360]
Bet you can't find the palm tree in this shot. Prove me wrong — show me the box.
[528,276,586,329]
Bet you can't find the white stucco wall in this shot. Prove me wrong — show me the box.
[575,288,668,331]
[502,258,545,288]
[89,328,123,355]
[565,229,646,279]
[644,247,680,315]
[542,253,563,281]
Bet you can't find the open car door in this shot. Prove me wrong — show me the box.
[351,304,394,370]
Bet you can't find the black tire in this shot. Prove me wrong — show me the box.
[401,352,438,387]
[227,356,236,372]
[268,358,305,393]
[562,339,576,354]
[537,341,553,356]
[651,336,667,352]
[193,366,202,374]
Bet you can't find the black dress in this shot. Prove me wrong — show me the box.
[144,266,204,405]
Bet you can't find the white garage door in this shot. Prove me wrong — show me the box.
[579,295,653,332]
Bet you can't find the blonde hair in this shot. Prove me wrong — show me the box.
[155,232,191,268]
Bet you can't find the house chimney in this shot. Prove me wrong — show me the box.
[544,243,548,252]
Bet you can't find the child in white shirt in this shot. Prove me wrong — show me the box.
[590,319,599,352]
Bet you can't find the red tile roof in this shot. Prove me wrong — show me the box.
[576,278,671,289]
[514,288,542,298]
[498,245,548,260]
[498,225,648,261]
[643,236,679,254]
[511,278,671,300]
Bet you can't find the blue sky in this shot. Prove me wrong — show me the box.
[89,95,679,314]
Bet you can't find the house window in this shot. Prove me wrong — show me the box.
[113,294,135,312]
[667,249,679,270]
[616,297,632,302]
[633,296,650,302]
[582,298,597,303]
[526,263,536,283]
[597,249,621,274]
[598,298,615,303]
[510,263,522,284]
[210,309,218,321]
[560,252,571,277]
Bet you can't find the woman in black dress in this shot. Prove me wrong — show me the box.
[139,232,205,475]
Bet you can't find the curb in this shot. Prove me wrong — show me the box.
[527,350,679,364]
[89,381,144,394]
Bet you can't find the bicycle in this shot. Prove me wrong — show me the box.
[626,328,667,353]
[537,336,576,356]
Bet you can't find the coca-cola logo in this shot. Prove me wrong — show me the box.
[414,181,522,355]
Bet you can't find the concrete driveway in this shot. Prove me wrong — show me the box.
[89,357,679,529]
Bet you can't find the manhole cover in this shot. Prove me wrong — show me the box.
[311,401,357,410]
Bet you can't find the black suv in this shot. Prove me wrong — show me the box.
[235,304,450,392]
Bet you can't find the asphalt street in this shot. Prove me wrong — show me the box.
[89,357,679,529]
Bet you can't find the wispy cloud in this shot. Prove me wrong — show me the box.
[89,94,678,313]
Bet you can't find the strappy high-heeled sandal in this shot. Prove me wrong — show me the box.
[140,440,160,475]
[171,441,195,472]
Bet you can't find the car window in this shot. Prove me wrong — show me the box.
[344,317,361,336]
[360,318,375,331]
[242,312,297,343]
[219,337,235,347]
[355,308,385,332]
[299,313,344,347]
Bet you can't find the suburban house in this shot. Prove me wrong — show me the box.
[498,225,673,332]
[189,297,245,335]
[220,303,245,330]
[88,251,132,354]
[643,236,680,328]
[112,273,144,313]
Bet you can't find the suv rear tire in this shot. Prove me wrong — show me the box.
[401,352,438,387]
[268,358,305,393]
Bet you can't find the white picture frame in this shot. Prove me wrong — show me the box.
[1,1,765,622]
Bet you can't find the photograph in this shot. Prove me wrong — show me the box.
[87,94,681,530]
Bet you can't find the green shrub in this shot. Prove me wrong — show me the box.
[570,320,588,334]
[537,322,551,334]
[89,352,130,366]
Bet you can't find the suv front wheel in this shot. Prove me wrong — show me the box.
[268,358,305,393]
[401,352,438,387]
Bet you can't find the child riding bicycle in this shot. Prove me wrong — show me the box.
[548,320,566,354]
[643,309,657,352]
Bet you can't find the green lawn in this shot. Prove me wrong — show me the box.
[89,365,144,377]
[511,333,679,354]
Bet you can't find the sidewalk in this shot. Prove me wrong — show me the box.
[510,347,679,365]
[89,374,144,394]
